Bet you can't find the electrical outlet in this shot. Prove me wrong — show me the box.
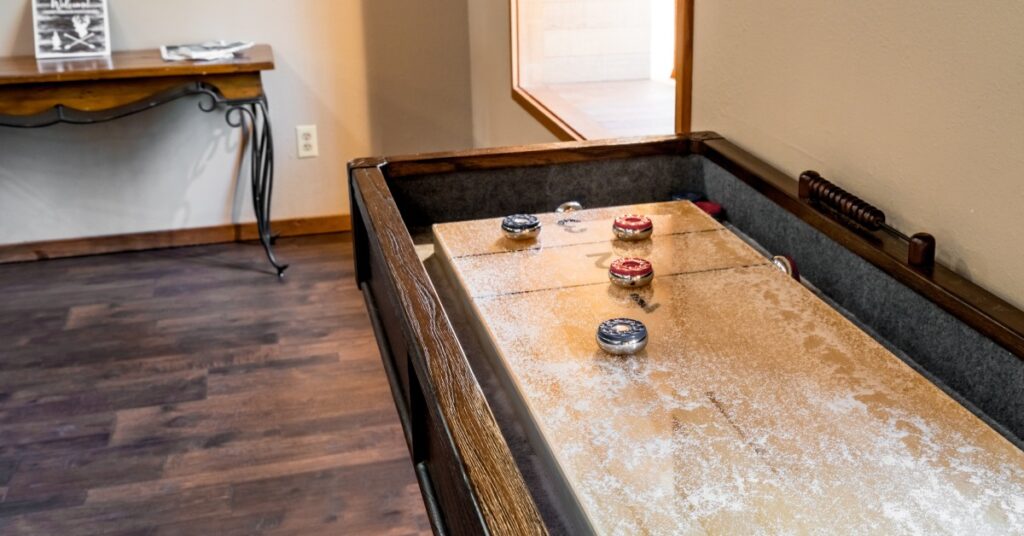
[296,125,319,158]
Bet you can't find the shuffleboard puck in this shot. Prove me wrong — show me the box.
[672,191,706,203]
[613,214,653,241]
[597,318,649,356]
[501,214,542,241]
[695,201,724,220]
[609,258,654,288]
[772,255,801,281]
[556,201,583,213]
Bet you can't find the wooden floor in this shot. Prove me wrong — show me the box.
[0,234,430,536]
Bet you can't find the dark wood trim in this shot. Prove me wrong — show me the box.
[510,87,584,142]
[373,134,712,178]
[0,215,351,264]
[352,132,1024,533]
[0,73,265,119]
[697,138,1024,361]
[0,45,275,86]
[351,165,547,535]
[675,0,695,134]
[509,0,580,142]
[360,132,1024,362]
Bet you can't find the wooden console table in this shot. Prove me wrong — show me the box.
[0,44,287,276]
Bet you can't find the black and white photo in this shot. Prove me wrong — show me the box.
[32,0,111,59]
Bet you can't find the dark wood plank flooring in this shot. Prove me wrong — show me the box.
[0,234,430,535]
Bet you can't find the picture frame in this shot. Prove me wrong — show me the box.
[32,0,112,60]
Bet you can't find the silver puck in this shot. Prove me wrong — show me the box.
[771,255,800,280]
[501,214,542,241]
[556,201,583,213]
[597,318,649,356]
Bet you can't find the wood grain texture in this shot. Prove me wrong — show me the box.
[352,167,547,535]
[675,0,694,134]
[508,0,580,142]
[0,73,264,117]
[0,215,350,265]
[352,132,1024,532]
[0,234,429,536]
[434,202,1024,534]
[360,132,1024,361]
[511,86,585,142]
[0,45,274,86]
[372,134,703,178]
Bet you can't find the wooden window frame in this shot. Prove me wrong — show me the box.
[509,0,695,141]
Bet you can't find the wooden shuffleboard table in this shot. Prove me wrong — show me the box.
[349,134,1024,535]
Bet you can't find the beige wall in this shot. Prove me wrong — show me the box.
[517,0,652,86]
[693,0,1024,309]
[0,0,474,245]
[468,0,560,147]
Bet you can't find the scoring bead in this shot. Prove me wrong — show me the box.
[597,318,649,355]
[613,214,653,241]
[772,255,801,281]
[556,201,583,213]
[609,258,654,288]
[501,214,542,241]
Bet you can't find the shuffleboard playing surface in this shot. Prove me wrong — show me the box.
[432,201,1024,535]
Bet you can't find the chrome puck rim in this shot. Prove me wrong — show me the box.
[502,214,542,240]
[597,318,649,355]
[612,226,654,241]
[609,271,654,288]
[556,201,583,213]
[772,255,799,280]
[608,258,654,288]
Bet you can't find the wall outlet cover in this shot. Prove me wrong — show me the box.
[296,125,319,158]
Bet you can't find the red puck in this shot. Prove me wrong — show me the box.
[695,201,724,219]
[613,214,653,231]
[610,258,653,278]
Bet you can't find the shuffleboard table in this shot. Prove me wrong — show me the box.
[349,133,1024,535]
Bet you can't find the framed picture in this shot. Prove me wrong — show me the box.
[32,0,112,60]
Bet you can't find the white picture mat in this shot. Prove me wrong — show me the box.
[32,0,112,60]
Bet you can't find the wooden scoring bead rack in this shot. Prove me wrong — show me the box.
[798,170,936,270]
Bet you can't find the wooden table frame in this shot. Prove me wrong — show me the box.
[349,133,1024,535]
[0,45,287,276]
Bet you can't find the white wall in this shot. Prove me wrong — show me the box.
[517,0,651,86]
[693,0,1024,309]
[0,0,474,245]
[468,0,559,147]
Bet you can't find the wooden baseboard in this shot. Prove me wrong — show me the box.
[0,215,351,264]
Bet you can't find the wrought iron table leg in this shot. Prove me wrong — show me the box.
[224,99,288,277]
[2,80,288,277]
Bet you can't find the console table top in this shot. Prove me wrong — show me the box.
[0,44,274,86]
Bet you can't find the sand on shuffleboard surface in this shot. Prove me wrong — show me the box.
[433,201,1024,535]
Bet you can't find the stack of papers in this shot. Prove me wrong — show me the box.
[160,41,255,62]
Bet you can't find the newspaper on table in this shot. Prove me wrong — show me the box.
[160,41,254,62]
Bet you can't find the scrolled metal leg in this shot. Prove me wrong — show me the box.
[224,99,288,277]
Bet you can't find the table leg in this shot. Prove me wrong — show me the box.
[224,98,288,277]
